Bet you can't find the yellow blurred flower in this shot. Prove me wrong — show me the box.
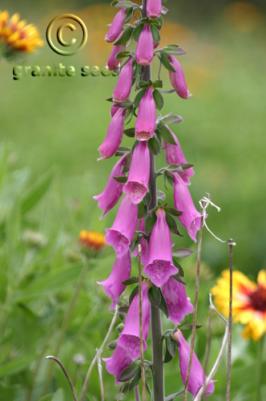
[212,270,266,341]
[224,2,263,33]
[0,10,43,54]
[79,230,106,251]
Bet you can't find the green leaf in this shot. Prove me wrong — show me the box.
[149,287,169,317]
[21,171,53,215]
[52,389,65,401]
[159,291,169,317]
[157,123,176,144]
[129,285,139,304]
[115,26,133,45]
[108,340,117,350]
[145,213,156,233]
[159,52,175,72]
[153,89,164,110]
[165,391,184,401]
[15,265,83,302]
[160,113,183,125]
[153,79,163,88]
[150,24,160,44]
[165,207,182,217]
[148,286,161,307]
[113,176,127,183]
[163,45,186,56]
[0,355,34,378]
[120,366,141,392]
[133,22,144,41]
[123,277,139,286]
[173,249,193,258]
[124,127,135,137]
[119,363,139,382]
[166,214,181,236]
[134,88,146,108]
[138,202,146,219]
[148,136,161,155]
[166,335,177,358]
[125,7,134,22]
[116,50,131,60]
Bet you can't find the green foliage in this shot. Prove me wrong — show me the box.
[0,6,266,400]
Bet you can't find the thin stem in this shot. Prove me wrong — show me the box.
[183,226,203,401]
[96,350,105,401]
[140,0,164,398]
[45,356,78,401]
[79,306,119,401]
[193,325,229,401]
[256,335,265,401]
[149,153,164,401]
[44,261,88,393]
[151,304,164,401]
[226,239,235,401]
[138,245,146,401]
[135,386,141,401]
[203,311,212,374]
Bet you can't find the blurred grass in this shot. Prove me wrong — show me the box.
[1,9,266,270]
[0,1,266,400]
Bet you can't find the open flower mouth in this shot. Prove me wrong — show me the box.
[106,229,129,256]
[119,335,145,359]
[145,260,177,287]
[124,181,147,204]
[135,131,154,141]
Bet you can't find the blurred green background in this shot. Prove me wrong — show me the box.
[1,1,266,400]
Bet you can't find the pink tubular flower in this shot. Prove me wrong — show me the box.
[136,25,154,65]
[135,87,156,141]
[124,142,150,204]
[98,251,131,308]
[147,0,162,18]
[98,107,125,159]
[144,209,177,287]
[93,153,128,216]
[163,128,194,184]
[118,282,151,358]
[105,8,126,43]
[105,283,151,382]
[173,173,202,242]
[107,45,124,70]
[113,57,134,103]
[104,344,133,383]
[173,330,215,397]
[106,195,138,256]
[161,277,193,324]
[169,56,190,99]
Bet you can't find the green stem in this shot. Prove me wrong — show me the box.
[256,335,265,401]
[141,1,164,398]
[149,154,164,401]
[226,239,235,401]
[183,226,203,401]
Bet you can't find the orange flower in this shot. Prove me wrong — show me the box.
[0,10,43,54]
[212,270,266,341]
[79,230,106,251]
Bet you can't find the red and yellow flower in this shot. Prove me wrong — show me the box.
[212,270,266,341]
[0,10,43,53]
[79,230,106,252]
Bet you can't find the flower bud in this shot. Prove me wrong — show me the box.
[105,8,126,43]
[136,25,154,65]
[169,55,190,99]
[135,87,156,141]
